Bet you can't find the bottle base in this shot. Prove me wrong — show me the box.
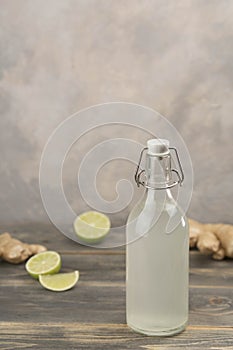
[127,321,187,337]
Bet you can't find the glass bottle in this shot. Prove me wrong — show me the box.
[126,139,189,336]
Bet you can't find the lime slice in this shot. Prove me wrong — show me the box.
[25,251,61,279]
[39,271,79,292]
[73,211,111,244]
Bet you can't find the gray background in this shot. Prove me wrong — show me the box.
[1,0,232,226]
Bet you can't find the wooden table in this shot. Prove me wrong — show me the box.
[0,224,233,349]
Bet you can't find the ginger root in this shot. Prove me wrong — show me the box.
[0,232,47,264]
[189,219,233,260]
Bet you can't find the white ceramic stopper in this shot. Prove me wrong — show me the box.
[147,139,170,155]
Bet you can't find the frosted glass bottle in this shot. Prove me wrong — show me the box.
[126,139,189,336]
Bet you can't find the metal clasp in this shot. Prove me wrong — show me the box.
[135,146,184,190]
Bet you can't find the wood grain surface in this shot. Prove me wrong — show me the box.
[0,224,233,349]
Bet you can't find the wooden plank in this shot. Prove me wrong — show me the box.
[1,224,232,263]
[1,253,232,287]
[0,254,125,283]
[0,223,127,257]
[189,250,233,269]
[0,322,232,350]
[190,267,233,287]
[1,224,232,265]
[189,287,233,326]
[0,223,101,253]
[1,270,233,327]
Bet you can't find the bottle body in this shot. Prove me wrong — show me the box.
[126,190,189,336]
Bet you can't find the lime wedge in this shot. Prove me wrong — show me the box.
[39,271,79,292]
[73,211,111,244]
[25,251,61,279]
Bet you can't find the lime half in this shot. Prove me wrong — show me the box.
[25,251,61,279]
[39,271,79,292]
[73,211,111,244]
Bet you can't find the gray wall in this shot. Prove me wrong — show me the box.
[1,0,233,225]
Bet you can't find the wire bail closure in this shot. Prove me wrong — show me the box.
[134,147,184,190]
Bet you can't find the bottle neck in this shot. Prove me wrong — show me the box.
[145,153,172,189]
[144,154,176,213]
